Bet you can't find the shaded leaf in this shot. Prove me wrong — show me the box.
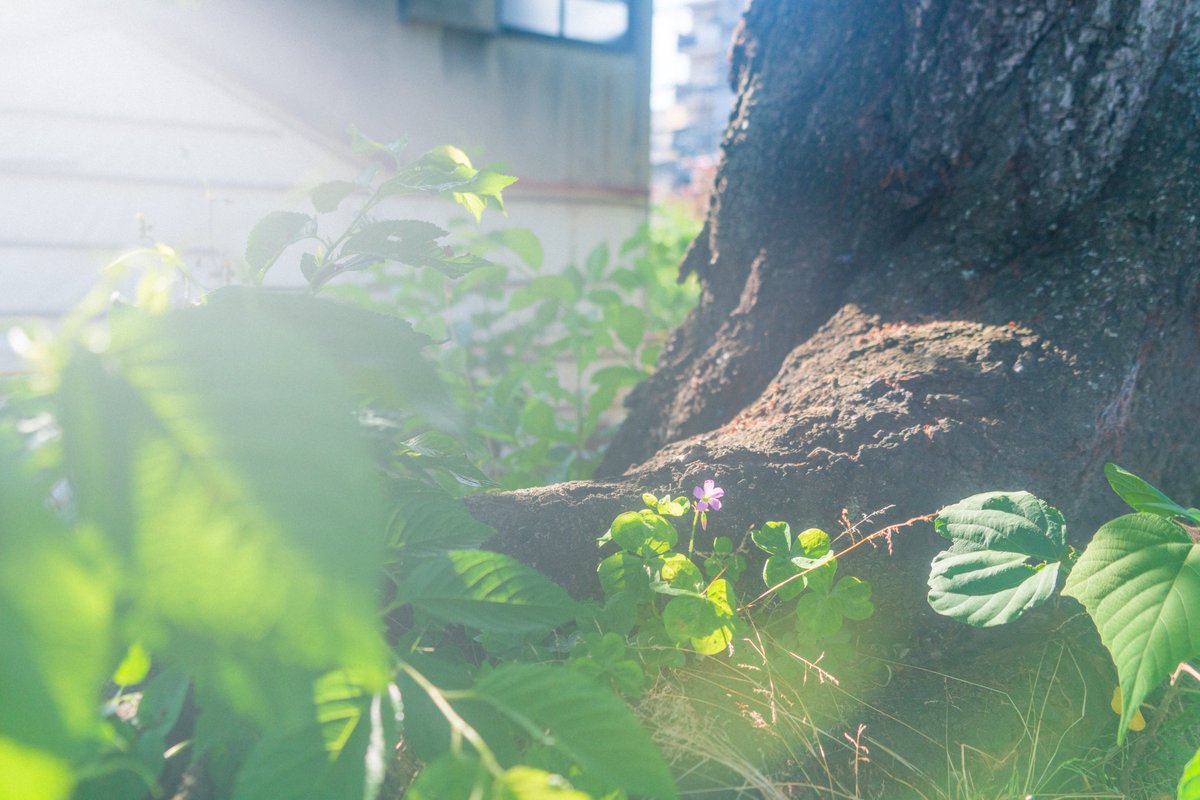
[473,663,676,799]
[399,550,578,635]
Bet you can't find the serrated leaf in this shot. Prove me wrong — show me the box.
[57,301,391,719]
[1105,463,1200,523]
[246,211,316,278]
[386,479,494,556]
[927,491,1071,627]
[1063,513,1200,742]
[473,663,676,799]
[1179,747,1200,800]
[399,550,578,635]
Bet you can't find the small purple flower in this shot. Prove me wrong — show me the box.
[693,479,724,513]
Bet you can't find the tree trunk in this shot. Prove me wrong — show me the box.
[472,0,1200,600]
[465,0,1200,790]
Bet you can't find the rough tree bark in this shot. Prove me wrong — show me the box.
[465,0,1200,788]
[472,0,1200,601]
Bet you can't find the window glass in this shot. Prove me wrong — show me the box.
[563,0,629,44]
[499,0,562,37]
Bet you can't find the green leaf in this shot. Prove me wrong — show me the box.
[584,242,609,278]
[597,552,650,599]
[112,642,151,687]
[751,521,791,556]
[510,275,581,310]
[662,580,735,655]
[935,491,1068,559]
[830,576,874,620]
[608,510,677,555]
[1178,747,1200,800]
[658,553,704,593]
[230,673,401,800]
[1063,513,1200,742]
[1105,463,1200,523]
[928,545,1062,627]
[399,550,579,635]
[494,766,591,799]
[795,593,844,640]
[473,663,676,799]
[246,210,317,278]
[927,491,1072,627]
[57,300,391,720]
[407,754,492,800]
[608,306,645,351]
[0,444,114,800]
[205,288,455,430]
[486,228,543,270]
[386,479,494,557]
[311,180,363,213]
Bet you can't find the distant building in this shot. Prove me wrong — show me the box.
[0,0,651,320]
[652,0,742,208]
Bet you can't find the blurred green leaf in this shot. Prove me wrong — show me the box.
[57,299,392,721]
[246,211,317,279]
[473,663,676,799]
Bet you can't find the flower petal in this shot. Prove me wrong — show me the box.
[694,486,704,500]
[704,479,716,493]
[710,487,724,499]
[709,498,722,511]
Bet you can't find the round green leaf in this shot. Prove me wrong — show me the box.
[927,491,1071,627]
[609,510,677,555]
[751,521,791,556]
[928,544,1062,627]
[1063,513,1200,741]
[831,577,875,621]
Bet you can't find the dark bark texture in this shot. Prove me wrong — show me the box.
[464,0,1200,789]
[471,0,1200,600]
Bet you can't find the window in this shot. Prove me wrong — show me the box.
[500,0,632,47]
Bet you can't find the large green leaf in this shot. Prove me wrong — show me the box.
[927,492,1072,627]
[473,663,676,799]
[0,444,114,800]
[57,300,391,720]
[398,550,578,635]
[386,479,494,557]
[246,211,317,278]
[1105,463,1200,524]
[1063,513,1200,741]
[1179,747,1200,800]
[205,288,453,427]
[231,673,401,800]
